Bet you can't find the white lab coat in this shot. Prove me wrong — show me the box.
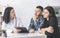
[2,17,23,36]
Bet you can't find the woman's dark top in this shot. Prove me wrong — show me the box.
[41,17,59,38]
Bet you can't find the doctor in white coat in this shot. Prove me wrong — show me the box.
[2,7,23,35]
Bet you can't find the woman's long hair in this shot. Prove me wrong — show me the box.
[44,6,58,25]
[3,7,13,24]
[45,6,56,17]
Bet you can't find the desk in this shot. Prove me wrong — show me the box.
[4,32,47,38]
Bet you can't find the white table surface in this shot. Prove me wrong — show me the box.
[3,32,47,38]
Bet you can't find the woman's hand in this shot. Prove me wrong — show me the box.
[12,28,21,33]
[38,26,54,34]
[46,26,54,33]
[29,29,35,33]
[38,28,46,34]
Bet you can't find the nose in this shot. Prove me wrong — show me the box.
[14,13,15,16]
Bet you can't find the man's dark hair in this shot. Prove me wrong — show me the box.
[36,6,43,11]
[3,7,13,24]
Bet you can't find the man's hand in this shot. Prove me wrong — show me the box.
[33,15,38,21]
[29,29,35,33]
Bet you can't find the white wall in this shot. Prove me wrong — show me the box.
[0,0,60,28]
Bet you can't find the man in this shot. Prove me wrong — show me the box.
[28,6,44,33]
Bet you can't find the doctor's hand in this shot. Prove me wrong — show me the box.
[29,29,35,33]
[12,28,21,33]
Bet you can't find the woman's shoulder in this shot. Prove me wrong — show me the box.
[2,21,7,27]
[50,17,57,21]
[49,17,58,26]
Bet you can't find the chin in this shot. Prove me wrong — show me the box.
[43,16,46,18]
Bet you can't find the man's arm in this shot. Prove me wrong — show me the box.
[28,18,35,33]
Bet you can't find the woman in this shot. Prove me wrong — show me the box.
[39,6,59,38]
[2,7,23,34]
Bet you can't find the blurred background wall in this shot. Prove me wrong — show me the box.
[0,0,60,29]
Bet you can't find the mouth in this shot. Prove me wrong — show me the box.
[35,13,37,16]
